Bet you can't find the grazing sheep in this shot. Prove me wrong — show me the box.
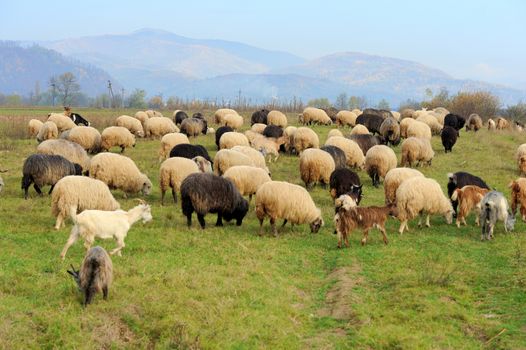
[495,117,510,130]
[334,203,397,247]
[100,126,136,153]
[401,108,416,119]
[400,118,416,138]
[222,113,244,130]
[401,137,434,167]
[283,126,298,153]
[348,134,384,155]
[67,126,101,154]
[252,136,287,162]
[169,144,213,164]
[327,129,344,139]
[325,136,365,169]
[434,107,449,115]
[220,131,250,149]
[180,118,208,137]
[356,114,384,135]
[365,145,397,187]
[144,117,179,138]
[47,113,76,132]
[158,133,190,161]
[447,172,490,216]
[231,145,269,173]
[59,130,71,140]
[37,139,91,172]
[267,110,288,128]
[351,109,362,117]
[480,191,515,240]
[391,111,401,121]
[214,149,254,175]
[61,201,152,259]
[36,121,59,142]
[350,124,369,135]
[262,125,283,138]
[416,114,442,135]
[450,185,489,227]
[251,123,267,134]
[134,111,149,126]
[193,112,205,120]
[215,126,234,149]
[22,154,82,199]
[396,177,453,234]
[488,118,496,130]
[336,110,358,127]
[379,117,401,145]
[466,114,483,132]
[362,108,392,120]
[255,181,324,236]
[324,107,339,122]
[441,126,459,153]
[159,156,211,205]
[215,108,238,124]
[293,127,319,153]
[509,178,526,221]
[28,119,44,137]
[115,115,145,137]
[383,167,424,205]
[406,120,432,140]
[173,110,189,125]
[223,165,271,202]
[320,145,347,169]
[251,109,269,125]
[144,110,161,118]
[299,148,336,189]
[329,168,362,203]
[181,173,249,228]
[89,153,152,197]
[51,176,120,229]
[300,107,332,125]
[444,113,466,131]
[67,246,113,306]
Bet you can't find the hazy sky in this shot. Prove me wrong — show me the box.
[3,0,526,89]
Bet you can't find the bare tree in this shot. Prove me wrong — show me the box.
[334,93,348,110]
[49,72,80,106]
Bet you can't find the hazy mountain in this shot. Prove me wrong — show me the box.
[0,42,117,96]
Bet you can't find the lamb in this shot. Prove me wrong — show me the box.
[251,123,267,134]
[334,202,398,248]
[223,165,271,202]
[100,126,136,153]
[447,172,490,216]
[219,131,250,149]
[262,125,284,138]
[173,110,189,125]
[416,114,442,135]
[329,168,362,204]
[406,121,432,140]
[480,191,515,240]
[67,246,113,306]
[320,145,347,169]
[348,134,384,155]
[180,117,208,137]
[61,201,152,259]
[327,129,344,139]
[379,117,401,145]
[134,111,149,126]
[509,178,526,221]
[231,145,269,173]
[222,113,244,130]
[466,114,483,132]
[115,115,145,137]
[444,113,466,131]
[383,167,424,205]
[144,117,179,138]
[67,126,102,154]
[158,133,190,160]
[440,126,459,153]
[349,124,369,135]
[89,153,152,197]
[400,118,416,138]
[488,119,496,130]
[365,145,397,187]
[293,127,319,153]
[215,126,234,149]
[396,177,454,234]
[51,176,120,229]
[255,181,324,236]
[214,108,238,124]
[169,144,213,164]
[495,117,510,130]
[401,137,435,167]
[181,173,249,228]
[47,113,76,132]
[300,107,332,125]
[325,136,365,169]
[21,154,82,199]
[214,149,254,175]
[36,121,58,142]
[267,110,288,128]
[251,135,286,162]
[28,119,44,137]
[251,109,269,125]
[355,114,384,135]
[336,110,358,127]
[159,156,211,205]
[37,139,91,172]
[299,148,336,189]
[450,185,490,227]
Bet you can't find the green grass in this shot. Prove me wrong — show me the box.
[0,107,525,349]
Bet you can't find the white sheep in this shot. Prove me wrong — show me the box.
[255,181,324,236]
[222,113,244,130]
[488,119,496,130]
[214,108,238,124]
[223,165,271,202]
[325,136,365,169]
[251,123,267,134]
[51,175,120,229]
[251,136,285,162]
[37,121,58,142]
[47,113,76,132]
[115,115,145,137]
[336,110,358,127]
[158,132,190,161]
[231,145,269,173]
[383,167,424,205]
[327,129,344,139]
[146,110,163,118]
[283,126,298,153]
[349,124,369,135]
[406,120,432,140]
[396,176,453,234]
[244,130,264,144]
[37,139,91,172]
[293,127,319,153]
[134,111,149,126]
[89,153,152,197]
[401,137,435,167]
[60,201,152,259]
[159,156,211,204]
[416,114,442,135]
[67,126,102,153]
[28,119,44,137]
[214,149,254,175]
[220,131,250,149]
[100,126,136,153]
[300,107,332,125]
[267,110,288,128]
[390,111,401,121]
[299,148,336,189]
[144,117,179,138]
[364,145,397,187]
[400,118,416,138]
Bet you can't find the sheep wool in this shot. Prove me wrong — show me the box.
[400,118,416,138]
[159,133,190,160]
[383,167,424,205]
[401,137,435,167]
[251,123,267,134]
[37,121,59,142]
[219,132,250,149]
[221,113,244,130]
[300,107,332,125]
[68,126,102,153]
[349,124,369,135]
[327,129,344,139]
[364,145,397,187]
[406,120,432,140]
[28,119,44,137]
[293,127,319,153]
[100,126,136,153]
[37,139,90,172]
[144,117,179,138]
[159,157,200,204]
[267,110,288,128]
[416,114,442,135]
[325,136,365,169]
[214,108,238,124]
[231,145,269,173]
[283,126,298,153]
[214,149,254,175]
[223,165,271,200]
[299,148,336,189]
[115,115,145,137]
[134,111,149,126]
[336,110,358,127]
[47,113,76,132]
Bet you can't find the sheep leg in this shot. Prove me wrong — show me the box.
[33,183,43,196]
[160,190,165,205]
[171,188,177,204]
[399,220,408,234]
[361,229,369,246]
[84,289,94,306]
[102,285,109,300]
[270,218,278,236]
[48,184,55,195]
[258,218,265,236]
[345,233,349,247]
[337,230,342,248]
[425,215,431,227]
[281,219,288,228]
[197,214,206,229]
[60,226,80,260]
[248,194,252,204]
[215,213,223,227]
[120,145,125,153]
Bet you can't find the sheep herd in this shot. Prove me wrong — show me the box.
[3,104,526,306]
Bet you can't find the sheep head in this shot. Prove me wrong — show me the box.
[310,216,324,234]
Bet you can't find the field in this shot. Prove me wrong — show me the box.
[0,107,525,349]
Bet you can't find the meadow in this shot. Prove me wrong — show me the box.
[0,107,525,349]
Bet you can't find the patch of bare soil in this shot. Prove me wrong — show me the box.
[91,315,135,349]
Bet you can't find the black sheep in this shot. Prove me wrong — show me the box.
[362,108,393,119]
[444,113,466,131]
[70,113,90,126]
[323,107,339,122]
[348,134,383,155]
[320,145,347,169]
[447,171,490,216]
[251,109,269,125]
[262,125,283,138]
[181,173,249,228]
[174,111,189,125]
[169,144,213,164]
[215,126,234,150]
[192,112,205,120]
[355,114,385,135]
[441,126,458,153]
[329,168,363,204]
[180,118,207,137]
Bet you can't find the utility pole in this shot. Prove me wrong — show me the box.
[107,80,115,108]
[51,83,56,106]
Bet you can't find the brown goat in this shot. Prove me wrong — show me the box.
[334,204,398,248]
[509,178,526,221]
[450,185,489,228]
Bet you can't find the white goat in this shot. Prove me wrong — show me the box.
[60,201,152,259]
